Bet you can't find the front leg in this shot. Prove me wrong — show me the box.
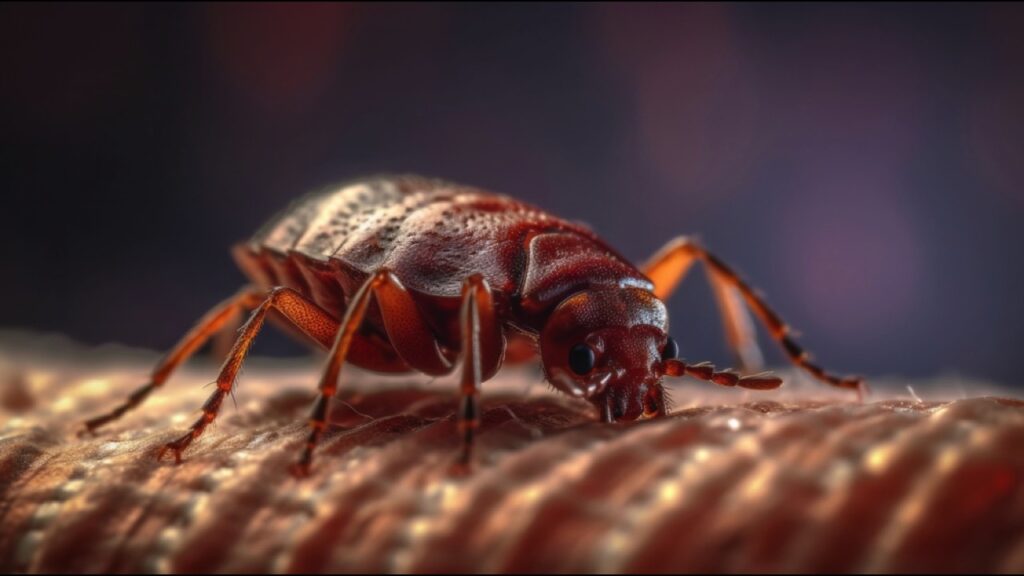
[456,274,505,466]
[292,270,504,476]
[643,236,863,395]
[642,237,764,372]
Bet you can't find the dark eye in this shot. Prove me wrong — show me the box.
[569,343,595,375]
[644,393,660,415]
[661,336,679,361]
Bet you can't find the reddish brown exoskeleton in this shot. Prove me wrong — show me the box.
[84,175,863,475]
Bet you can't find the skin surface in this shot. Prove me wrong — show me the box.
[2,332,1023,573]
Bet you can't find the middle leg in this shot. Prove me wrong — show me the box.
[292,269,461,475]
[456,274,504,466]
[291,270,505,475]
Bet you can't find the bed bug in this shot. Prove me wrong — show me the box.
[83,175,863,475]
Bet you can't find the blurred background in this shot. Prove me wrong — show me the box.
[1,3,1022,387]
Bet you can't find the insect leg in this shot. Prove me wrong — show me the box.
[156,287,341,463]
[646,236,863,394]
[292,268,436,475]
[456,274,503,466]
[642,237,764,372]
[291,270,503,476]
[83,286,266,433]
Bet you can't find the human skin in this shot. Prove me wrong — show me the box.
[1,331,1023,573]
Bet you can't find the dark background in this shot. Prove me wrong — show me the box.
[2,3,1022,387]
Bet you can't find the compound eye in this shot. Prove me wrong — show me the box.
[568,343,596,375]
[644,392,660,416]
[662,336,679,361]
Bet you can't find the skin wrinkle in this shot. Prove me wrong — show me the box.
[869,409,1024,572]
[727,407,915,572]
[817,417,936,570]
[0,437,60,527]
[620,408,825,571]
[1,335,1024,573]
[344,414,486,572]
[781,409,923,571]
[402,427,610,572]
[584,421,715,572]
[860,411,972,571]
[489,421,676,572]
[3,451,81,572]
[386,405,561,571]
[408,422,617,573]
[281,412,452,573]
[171,446,290,572]
[995,425,1024,571]
[108,471,182,573]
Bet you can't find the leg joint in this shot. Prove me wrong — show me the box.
[266,286,298,302]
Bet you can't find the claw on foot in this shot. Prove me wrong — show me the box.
[854,378,870,403]
[156,435,192,464]
[289,460,312,478]
[449,458,472,478]
[81,381,157,438]
[449,448,474,477]
[80,414,113,437]
[76,424,99,439]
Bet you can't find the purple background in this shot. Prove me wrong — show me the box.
[2,3,1022,386]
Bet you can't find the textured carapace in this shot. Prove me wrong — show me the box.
[85,175,862,473]
[234,176,667,413]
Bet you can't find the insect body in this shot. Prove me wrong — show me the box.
[85,175,862,475]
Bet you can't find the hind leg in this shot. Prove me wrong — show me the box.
[154,287,342,462]
[83,286,267,433]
